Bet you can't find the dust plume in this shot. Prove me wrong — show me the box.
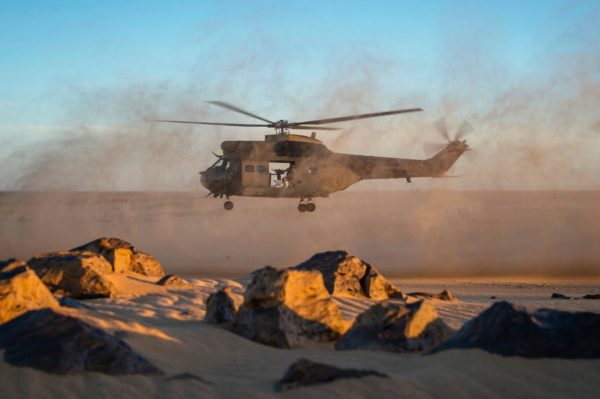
[1,4,600,278]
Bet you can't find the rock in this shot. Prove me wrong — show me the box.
[0,258,27,273]
[28,251,116,299]
[71,237,134,273]
[551,293,572,299]
[274,358,388,391]
[0,262,59,324]
[434,301,600,358]
[167,372,210,383]
[583,294,600,300]
[131,251,165,277]
[0,308,162,375]
[157,274,189,287]
[291,251,401,300]
[204,287,243,324]
[233,266,349,348]
[336,301,453,352]
[408,289,456,301]
[71,237,164,277]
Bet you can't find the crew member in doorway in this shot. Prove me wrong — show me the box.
[284,164,296,188]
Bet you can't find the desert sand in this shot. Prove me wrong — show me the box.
[1,191,600,398]
[1,273,599,398]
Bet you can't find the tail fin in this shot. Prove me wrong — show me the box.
[426,141,469,176]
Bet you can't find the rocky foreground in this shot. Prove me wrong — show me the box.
[1,240,600,395]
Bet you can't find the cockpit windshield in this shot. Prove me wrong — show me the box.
[209,159,229,170]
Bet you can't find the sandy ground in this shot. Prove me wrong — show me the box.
[1,275,599,399]
[1,190,599,397]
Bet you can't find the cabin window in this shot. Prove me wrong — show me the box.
[308,167,319,174]
[244,165,255,172]
[257,165,268,174]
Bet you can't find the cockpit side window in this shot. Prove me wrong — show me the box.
[209,159,222,169]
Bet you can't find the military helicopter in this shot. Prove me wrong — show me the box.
[159,101,473,212]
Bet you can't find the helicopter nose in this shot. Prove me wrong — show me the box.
[200,171,210,189]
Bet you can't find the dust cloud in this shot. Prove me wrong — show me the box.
[1,6,600,278]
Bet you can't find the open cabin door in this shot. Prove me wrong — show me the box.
[241,160,269,188]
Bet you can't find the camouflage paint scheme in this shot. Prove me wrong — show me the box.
[200,133,469,199]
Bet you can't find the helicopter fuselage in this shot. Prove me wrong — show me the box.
[200,133,468,199]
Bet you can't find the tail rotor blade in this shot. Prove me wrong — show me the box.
[435,117,451,142]
[455,120,474,140]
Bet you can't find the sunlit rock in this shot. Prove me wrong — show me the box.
[71,237,164,277]
[408,289,456,301]
[233,266,349,348]
[204,287,243,324]
[274,358,388,391]
[291,251,402,300]
[0,308,162,375]
[434,301,600,358]
[157,274,189,287]
[336,301,453,352]
[28,251,116,299]
[0,260,59,324]
[131,251,165,277]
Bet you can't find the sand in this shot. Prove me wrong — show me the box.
[1,275,599,399]
[1,190,600,397]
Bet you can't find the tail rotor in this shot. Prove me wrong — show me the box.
[423,117,476,160]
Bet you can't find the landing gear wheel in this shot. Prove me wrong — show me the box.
[306,202,316,212]
[224,200,234,211]
[298,203,307,212]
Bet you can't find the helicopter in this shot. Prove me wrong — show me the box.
[159,101,473,212]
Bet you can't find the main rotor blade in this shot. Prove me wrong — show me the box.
[206,101,274,124]
[455,120,474,140]
[290,108,423,126]
[289,125,342,131]
[157,120,270,127]
[435,117,451,142]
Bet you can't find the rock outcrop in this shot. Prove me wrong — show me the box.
[336,301,453,352]
[583,294,600,300]
[0,261,59,324]
[408,289,456,301]
[71,237,164,277]
[434,301,600,358]
[204,287,243,324]
[274,358,388,391]
[157,274,189,287]
[0,308,162,375]
[233,266,349,348]
[131,251,165,277]
[28,251,116,299]
[291,251,401,300]
[551,293,572,299]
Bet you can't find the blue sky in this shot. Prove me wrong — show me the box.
[1,0,599,190]
[1,0,593,125]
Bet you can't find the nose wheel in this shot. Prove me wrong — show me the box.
[223,197,234,211]
[298,199,316,213]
